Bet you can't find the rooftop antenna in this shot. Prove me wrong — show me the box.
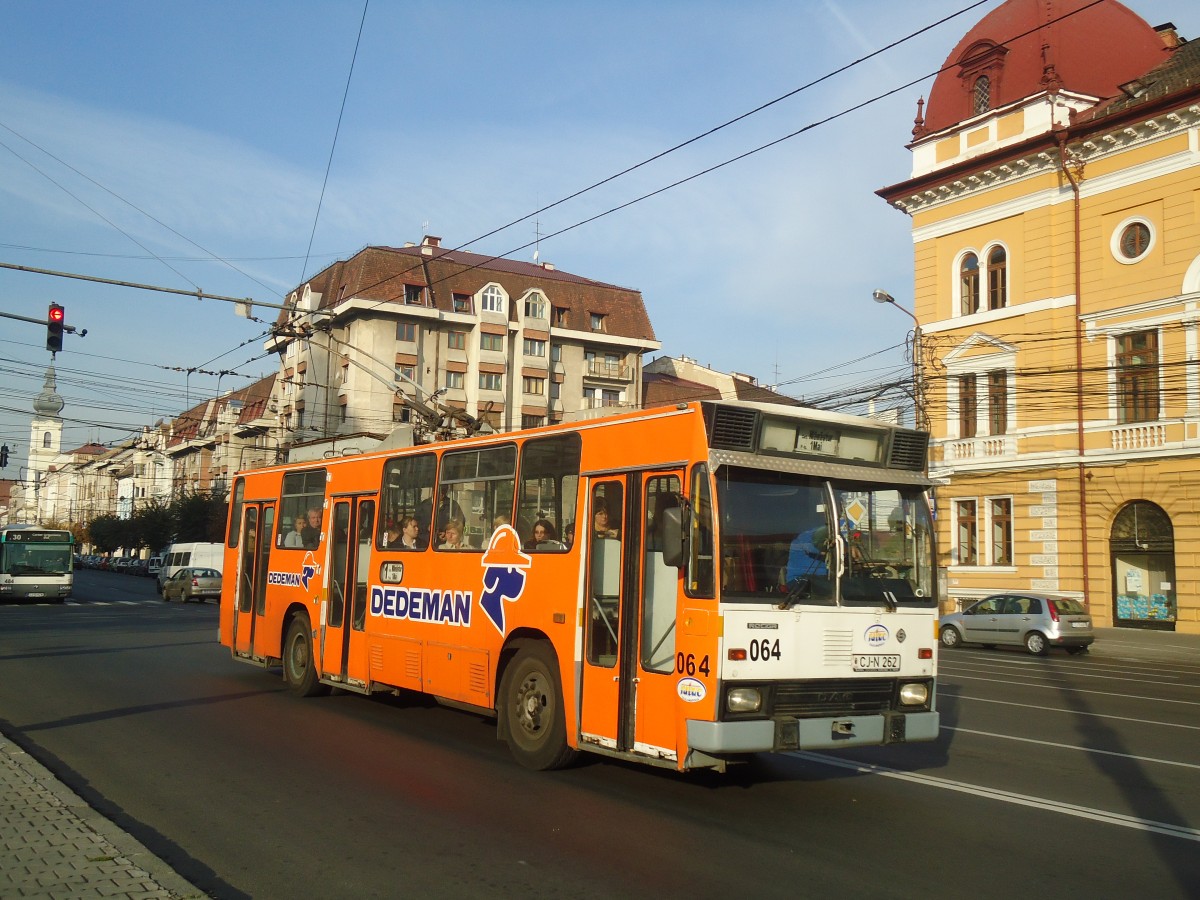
[533,218,541,263]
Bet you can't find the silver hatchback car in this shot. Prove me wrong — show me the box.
[939,592,1094,656]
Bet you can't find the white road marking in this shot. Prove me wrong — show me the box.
[941,693,1200,731]
[941,672,1200,706]
[944,726,1200,770]
[942,659,1187,685]
[793,751,1200,842]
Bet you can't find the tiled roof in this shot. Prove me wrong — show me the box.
[1080,35,1200,121]
[283,244,656,343]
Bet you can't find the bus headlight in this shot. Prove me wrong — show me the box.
[727,687,762,713]
[898,682,929,707]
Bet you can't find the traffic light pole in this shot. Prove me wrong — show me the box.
[0,309,87,335]
[0,309,87,348]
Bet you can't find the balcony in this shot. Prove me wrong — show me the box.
[1111,422,1165,451]
[946,435,1014,460]
[583,397,630,410]
[584,359,632,381]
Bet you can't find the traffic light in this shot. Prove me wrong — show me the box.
[0,444,8,468]
[46,303,65,353]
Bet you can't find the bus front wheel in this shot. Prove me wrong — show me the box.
[500,642,577,771]
[283,615,327,697]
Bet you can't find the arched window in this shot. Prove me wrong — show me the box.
[42,431,52,448]
[481,284,505,313]
[1111,500,1176,627]
[987,246,1007,310]
[973,75,991,115]
[523,291,546,319]
[959,253,980,316]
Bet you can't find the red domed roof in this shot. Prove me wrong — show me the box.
[921,0,1169,136]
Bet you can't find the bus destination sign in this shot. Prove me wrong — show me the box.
[7,530,72,543]
[759,417,884,464]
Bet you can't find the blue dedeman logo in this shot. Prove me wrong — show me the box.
[267,552,321,590]
[370,587,472,625]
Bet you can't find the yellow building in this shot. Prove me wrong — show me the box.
[878,0,1200,633]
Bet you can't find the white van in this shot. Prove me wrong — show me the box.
[158,542,223,588]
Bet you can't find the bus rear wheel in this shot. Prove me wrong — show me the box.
[500,642,577,771]
[283,615,327,697]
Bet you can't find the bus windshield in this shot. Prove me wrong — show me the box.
[0,541,73,576]
[715,467,934,607]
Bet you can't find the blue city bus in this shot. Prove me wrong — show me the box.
[0,525,74,602]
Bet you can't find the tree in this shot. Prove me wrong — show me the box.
[131,498,174,553]
[173,489,229,543]
[88,515,122,554]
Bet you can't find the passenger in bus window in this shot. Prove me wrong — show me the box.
[593,502,618,539]
[384,521,402,546]
[527,519,560,550]
[418,490,466,546]
[398,516,421,549]
[302,507,322,548]
[563,522,576,549]
[284,517,305,548]
[439,519,466,549]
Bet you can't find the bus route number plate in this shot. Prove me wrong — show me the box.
[853,654,900,672]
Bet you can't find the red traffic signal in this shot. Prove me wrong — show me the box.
[46,303,65,352]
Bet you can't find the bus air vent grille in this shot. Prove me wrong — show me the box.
[709,407,758,452]
[888,431,929,471]
[773,678,894,717]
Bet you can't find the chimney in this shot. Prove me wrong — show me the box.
[1154,22,1180,50]
[422,235,442,248]
[541,261,555,271]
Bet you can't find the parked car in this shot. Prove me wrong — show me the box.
[127,559,149,577]
[940,592,1094,656]
[147,556,164,578]
[161,567,222,603]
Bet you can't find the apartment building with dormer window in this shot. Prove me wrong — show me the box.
[267,237,659,441]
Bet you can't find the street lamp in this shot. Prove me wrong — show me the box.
[873,289,926,432]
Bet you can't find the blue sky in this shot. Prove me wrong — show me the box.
[1,0,1196,469]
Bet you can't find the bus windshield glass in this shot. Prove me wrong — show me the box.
[715,467,934,607]
[0,536,73,576]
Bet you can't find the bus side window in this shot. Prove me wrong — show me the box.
[380,453,437,550]
[642,476,681,673]
[686,464,715,598]
[437,444,516,551]
[517,434,581,554]
[280,469,328,550]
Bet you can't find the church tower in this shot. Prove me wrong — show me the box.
[27,364,65,522]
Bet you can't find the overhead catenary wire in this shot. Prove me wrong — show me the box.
[0,0,1121,442]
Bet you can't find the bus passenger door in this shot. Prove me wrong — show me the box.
[321,497,375,688]
[634,472,684,758]
[579,471,683,761]
[580,478,627,751]
[234,503,274,659]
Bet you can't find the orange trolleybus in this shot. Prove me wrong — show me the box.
[218,399,939,772]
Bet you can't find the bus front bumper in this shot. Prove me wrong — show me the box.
[687,711,940,754]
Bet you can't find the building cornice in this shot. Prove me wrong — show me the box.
[880,99,1200,217]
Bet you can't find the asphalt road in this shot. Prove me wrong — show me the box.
[1,569,1197,899]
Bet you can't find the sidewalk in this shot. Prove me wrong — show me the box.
[0,735,201,899]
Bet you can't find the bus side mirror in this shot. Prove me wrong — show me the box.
[662,506,684,569]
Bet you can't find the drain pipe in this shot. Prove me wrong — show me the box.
[1057,129,1092,607]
